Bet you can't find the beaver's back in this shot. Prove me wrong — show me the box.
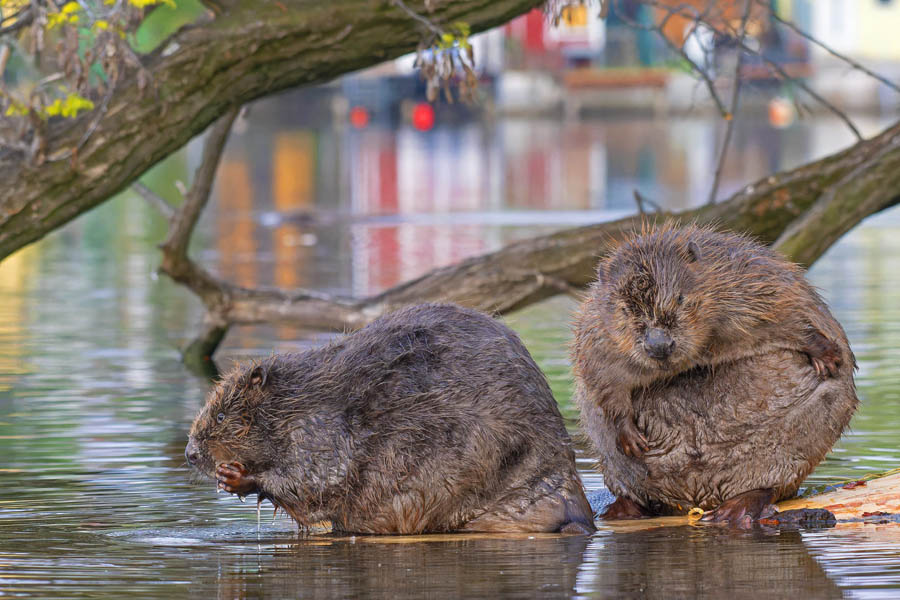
[325,303,566,433]
[594,349,858,511]
[291,303,592,533]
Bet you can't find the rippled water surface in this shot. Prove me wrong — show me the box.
[1,99,900,598]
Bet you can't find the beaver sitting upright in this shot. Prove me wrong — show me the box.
[186,303,595,535]
[572,224,857,523]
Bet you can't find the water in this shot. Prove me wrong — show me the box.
[2,95,900,597]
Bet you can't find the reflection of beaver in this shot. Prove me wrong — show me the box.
[584,525,844,598]
[572,225,858,522]
[186,303,595,535]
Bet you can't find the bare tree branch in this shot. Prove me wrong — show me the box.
[151,117,900,369]
[640,0,864,140]
[744,39,862,141]
[160,107,239,261]
[0,44,10,79]
[768,3,900,96]
[391,0,443,37]
[633,188,661,215]
[615,0,729,116]
[707,0,752,205]
[132,182,174,220]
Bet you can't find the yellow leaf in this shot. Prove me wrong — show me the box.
[61,1,80,14]
[44,99,64,117]
[4,104,29,117]
[46,13,65,28]
[93,19,109,30]
[127,0,176,7]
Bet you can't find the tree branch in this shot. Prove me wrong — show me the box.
[160,106,239,261]
[707,0,752,205]
[154,118,900,367]
[768,4,900,96]
[132,182,174,220]
[157,107,239,322]
[774,129,900,266]
[640,0,864,141]
[0,7,32,36]
[614,0,729,116]
[0,0,546,263]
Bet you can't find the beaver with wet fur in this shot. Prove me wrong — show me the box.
[186,303,595,535]
[572,225,857,522]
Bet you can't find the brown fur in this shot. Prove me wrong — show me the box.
[572,224,858,515]
[186,303,595,535]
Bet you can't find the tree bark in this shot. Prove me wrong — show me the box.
[0,0,544,262]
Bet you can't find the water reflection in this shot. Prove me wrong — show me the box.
[207,104,890,298]
[1,104,899,597]
[584,526,844,599]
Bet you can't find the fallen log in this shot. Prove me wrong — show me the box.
[597,471,900,532]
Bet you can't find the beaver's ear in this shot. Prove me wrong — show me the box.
[686,241,702,263]
[248,365,269,388]
[600,256,621,285]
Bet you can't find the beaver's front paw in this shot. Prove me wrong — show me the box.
[805,330,842,378]
[216,462,258,496]
[615,418,650,458]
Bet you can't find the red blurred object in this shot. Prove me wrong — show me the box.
[349,106,369,129]
[411,103,435,131]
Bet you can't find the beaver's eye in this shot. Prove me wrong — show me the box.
[216,412,225,423]
[677,294,684,306]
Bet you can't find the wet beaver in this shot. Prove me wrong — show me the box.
[186,303,595,535]
[572,225,857,522]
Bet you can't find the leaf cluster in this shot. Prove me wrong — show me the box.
[0,0,165,162]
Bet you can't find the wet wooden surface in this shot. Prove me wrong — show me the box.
[599,472,900,533]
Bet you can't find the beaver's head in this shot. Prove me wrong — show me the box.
[598,227,714,372]
[185,361,280,479]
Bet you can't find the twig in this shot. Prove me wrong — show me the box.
[640,0,863,140]
[707,0,752,205]
[132,181,174,219]
[633,188,661,215]
[0,44,10,80]
[744,38,862,141]
[614,0,728,117]
[390,0,443,36]
[768,4,900,96]
[160,105,239,260]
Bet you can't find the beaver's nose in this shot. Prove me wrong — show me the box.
[185,439,200,466]
[644,328,675,360]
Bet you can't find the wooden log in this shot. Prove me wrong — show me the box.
[599,471,900,532]
[779,471,900,519]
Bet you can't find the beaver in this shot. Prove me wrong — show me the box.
[185,303,595,535]
[571,225,857,522]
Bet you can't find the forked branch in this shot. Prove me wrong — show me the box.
[142,117,900,370]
